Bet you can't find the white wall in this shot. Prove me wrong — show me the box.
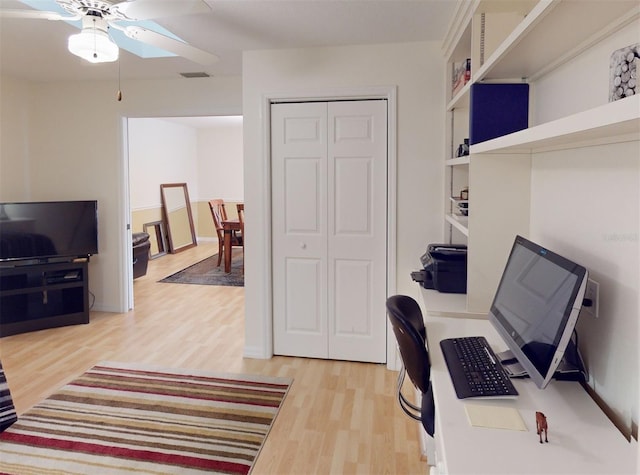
[529,23,639,435]
[242,41,446,358]
[197,121,244,202]
[530,144,639,433]
[0,75,242,312]
[128,116,244,232]
[533,21,640,124]
[128,118,199,210]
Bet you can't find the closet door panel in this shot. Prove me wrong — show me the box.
[272,102,328,358]
[328,100,387,363]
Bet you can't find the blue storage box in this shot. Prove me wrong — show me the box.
[470,83,529,145]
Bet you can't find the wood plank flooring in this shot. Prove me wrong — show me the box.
[0,243,427,474]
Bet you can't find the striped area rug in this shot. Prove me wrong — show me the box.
[0,362,292,475]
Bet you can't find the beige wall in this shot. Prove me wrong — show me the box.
[131,207,163,234]
[195,200,241,241]
[126,199,240,244]
[0,77,31,198]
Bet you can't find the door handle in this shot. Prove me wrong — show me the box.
[300,242,307,250]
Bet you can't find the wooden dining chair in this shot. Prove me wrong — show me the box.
[208,199,242,267]
[237,203,244,273]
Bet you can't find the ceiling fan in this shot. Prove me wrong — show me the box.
[0,0,218,65]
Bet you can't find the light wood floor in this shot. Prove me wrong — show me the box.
[0,243,427,474]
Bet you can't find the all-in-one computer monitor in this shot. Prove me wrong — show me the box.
[489,235,588,389]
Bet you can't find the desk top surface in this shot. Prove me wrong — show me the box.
[426,315,637,475]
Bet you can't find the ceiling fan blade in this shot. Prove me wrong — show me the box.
[0,9,79,20]
[111,0,211,21]
[122,26,219,65]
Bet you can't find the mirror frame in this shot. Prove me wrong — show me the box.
[143,220,168,259]
[160,183,197,253]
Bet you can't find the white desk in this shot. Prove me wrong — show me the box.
[424,313,637,474]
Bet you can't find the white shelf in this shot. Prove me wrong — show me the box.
[445,213,469,236]
[449,196,469,205]
[450,197,469,221]
[471,95,640,155]
[476,0,640,82]
[446,156,470,166]
[447,82,471,111]
[420,288,486,319]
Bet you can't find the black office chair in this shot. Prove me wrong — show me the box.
[386,294,435,437]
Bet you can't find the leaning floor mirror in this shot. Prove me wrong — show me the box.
[160,183,197,253]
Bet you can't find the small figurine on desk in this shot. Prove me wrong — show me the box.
[536,411,549,444]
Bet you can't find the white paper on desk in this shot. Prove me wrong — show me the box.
[464,404,527,431]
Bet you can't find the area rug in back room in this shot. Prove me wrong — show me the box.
[159,251,243,286]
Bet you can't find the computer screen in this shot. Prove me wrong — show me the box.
[489,235,588,389]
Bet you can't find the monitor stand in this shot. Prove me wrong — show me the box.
[554,337,587,382]
[497,352,527,378]
[496,338,587,382]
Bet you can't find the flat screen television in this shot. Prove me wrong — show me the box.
[0,201,98,264]
[489,235,588,389]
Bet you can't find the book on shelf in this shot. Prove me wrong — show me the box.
[452,59,471,97]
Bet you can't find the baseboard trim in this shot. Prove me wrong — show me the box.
[243,345,270,359]
[581,381,636,441]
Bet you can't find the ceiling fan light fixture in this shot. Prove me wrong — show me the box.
[68,15,119,64]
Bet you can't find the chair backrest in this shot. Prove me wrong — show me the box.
[208,199,227,236]
[236,203,244,224]
[386,295,430,393]
[0,360,17,432]
[237,203,245,233]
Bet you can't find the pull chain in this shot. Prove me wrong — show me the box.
[116,57,123,101]
[92,17,98,61]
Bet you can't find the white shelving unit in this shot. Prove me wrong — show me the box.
[446,83,471,111]
[475,1,640,83]
[419,288,485,319]
[425,4,640,462]
[438,0,640,316]
[421,4,640,461]
[444,213,468,237]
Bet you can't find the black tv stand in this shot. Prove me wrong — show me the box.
[0,259,90,337]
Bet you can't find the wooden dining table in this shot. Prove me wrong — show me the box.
[221,219,241,273]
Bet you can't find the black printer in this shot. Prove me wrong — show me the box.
[411,244,467,293]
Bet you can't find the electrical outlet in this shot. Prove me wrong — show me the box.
[584,279,599,318]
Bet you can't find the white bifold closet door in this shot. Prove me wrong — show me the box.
[271,99,387,363]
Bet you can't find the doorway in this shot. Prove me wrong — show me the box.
[125,115,244,308]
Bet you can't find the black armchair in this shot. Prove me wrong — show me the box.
[132,232,150,279]
[386,294,435,437]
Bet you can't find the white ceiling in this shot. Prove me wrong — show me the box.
[0,0,458,82]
